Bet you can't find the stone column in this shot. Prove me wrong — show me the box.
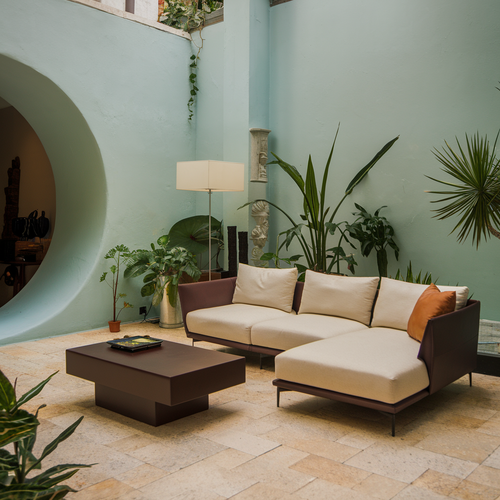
[250,128,271,182]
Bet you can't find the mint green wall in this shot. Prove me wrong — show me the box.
[266,0,500,320]
[0,0,195,344]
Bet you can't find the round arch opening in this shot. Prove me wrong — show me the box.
[0,54,107,345]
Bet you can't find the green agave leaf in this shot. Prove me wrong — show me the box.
[13,372,57,413]
[27,417,84,474]
[0,371,15,412]
[29,463,94,488]
[305,155,319,226]
[0,449,18,473]
[268,154,305,194]
[345,136,399,195]
[0,484,75,500]
[0,409,39,448]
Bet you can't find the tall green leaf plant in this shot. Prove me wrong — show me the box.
[0,370,93,498]
[242,127,399,277]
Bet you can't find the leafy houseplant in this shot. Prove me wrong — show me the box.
[0,370,92,498]
[100,245,133,332]
[427,132,500,247]
[167,215,224,271]
[124,235,201,309]
[243,127,399,278]
[346,204,399,277]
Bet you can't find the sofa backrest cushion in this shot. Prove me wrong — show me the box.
[298,271,379,325]
[232,263,298,313]
[372,277,468,331]
[407,284,456,342]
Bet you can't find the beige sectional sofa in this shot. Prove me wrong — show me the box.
[178,264,480,435]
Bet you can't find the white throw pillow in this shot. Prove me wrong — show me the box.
[371,277,469,331]
[298,270,379,326]
[232,263,298,313]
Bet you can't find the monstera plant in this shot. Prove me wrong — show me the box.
[0,370,92,498]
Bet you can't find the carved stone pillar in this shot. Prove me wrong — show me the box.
[251,200,270,267]
[250,128,271,183]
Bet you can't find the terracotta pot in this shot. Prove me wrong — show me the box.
[108,320,121,333]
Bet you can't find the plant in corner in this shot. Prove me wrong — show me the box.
[124,235,201,327]
[0,370,93,498]
[426,132,500,247]
[346,204,399,277]
[100,244,133,332]
[241,126,399,278]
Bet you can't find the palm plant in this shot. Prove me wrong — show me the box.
[427,132,500,247]
[242,127,399,276]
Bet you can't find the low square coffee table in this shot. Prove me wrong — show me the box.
[66,340,245,426]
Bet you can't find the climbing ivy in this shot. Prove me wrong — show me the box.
[160,1,223,121]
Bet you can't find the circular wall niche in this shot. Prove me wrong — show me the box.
[0,54,107,344]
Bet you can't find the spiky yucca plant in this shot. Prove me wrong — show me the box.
[427,132,500,247]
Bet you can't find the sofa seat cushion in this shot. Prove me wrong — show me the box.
[186,304,294,345]
[275,328,429,404]
[251,313,369,351]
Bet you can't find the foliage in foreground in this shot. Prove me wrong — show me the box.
[0,370,93,499]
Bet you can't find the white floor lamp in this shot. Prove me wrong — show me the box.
[176,160,244,281]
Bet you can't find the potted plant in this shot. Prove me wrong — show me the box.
[0,369,93,497]
[100,244,133,332]
[241,126,399,278]
[124,235,201,328]
[346,204,399,277]
[167,215,224,274]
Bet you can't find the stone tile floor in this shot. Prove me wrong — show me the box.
[2,322,500,499]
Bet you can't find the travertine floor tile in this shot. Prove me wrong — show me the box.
[352,473,407,499]
[290,454,371,488]
[415,428,500,463]
[65,478,135,500]
[449,479,500,500]
[207,429,281,456]
[392,485,449,499]
[411,470,462,496]
[465,465,500,490]
[114,464,169,489]
[231,482,295,499]
[293,477,373,499]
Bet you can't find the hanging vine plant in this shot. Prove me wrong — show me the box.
[160,1,223,121]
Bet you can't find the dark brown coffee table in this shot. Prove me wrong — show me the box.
[66,340,245,426]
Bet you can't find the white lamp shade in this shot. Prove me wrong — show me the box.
[176,160,244,192]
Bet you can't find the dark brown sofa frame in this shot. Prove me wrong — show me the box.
[179,278,480,435]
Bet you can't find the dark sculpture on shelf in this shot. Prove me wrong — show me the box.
[2,156,20,240]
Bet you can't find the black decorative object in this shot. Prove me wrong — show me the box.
[228,226,237,277]
[238,231,248,265]
[34,211,50,239]
[107,335,163,352]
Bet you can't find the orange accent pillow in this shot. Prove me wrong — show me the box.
[407,284,456,342]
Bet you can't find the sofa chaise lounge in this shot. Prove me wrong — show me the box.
[178,265,480,435]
